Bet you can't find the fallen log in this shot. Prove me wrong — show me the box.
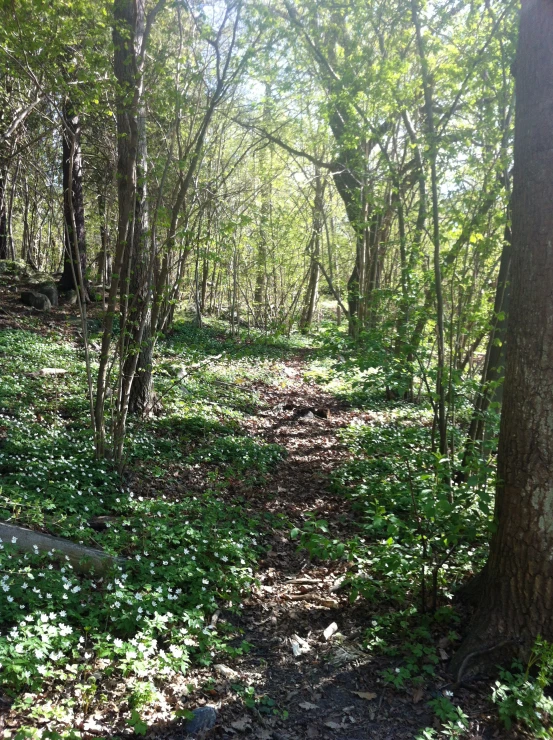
[0,522,125,575]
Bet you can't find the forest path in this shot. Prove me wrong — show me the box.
[160,352,431,740]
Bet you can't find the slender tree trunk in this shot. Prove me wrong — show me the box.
[95,0,140,455]
[332,167,365,337]
[97,189,111,287]
[200,256,209,311]
[412,0,447,456]
[7,159,18,260]
[59,99,88,294]
[0,169,7,260]
[122,102,153,416]
[300,173,324,332]
[452,0,553,673]
[462,213,512,468]
[254,85,271,323]
[22,176,29,263]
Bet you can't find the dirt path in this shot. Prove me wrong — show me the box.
[157,356,439,739]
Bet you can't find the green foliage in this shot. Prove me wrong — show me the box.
[13,731,81,740]
[426,696,469,738]
[194,435,284,478]
[416,697,469,740]
[0,323,303,731]
[492,637,553,738]
[293,397,494,609]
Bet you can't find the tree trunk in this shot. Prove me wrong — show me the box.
[412,0,447,457]
[300,173,324,332]
[59,99,88,294]
[7,158,18,260]
[451,0,553,674]
[97,189,111,287]
[200,256,209,311]
[123,102,153,416]
[0,168,8,260]
[462,214,512,469]
[95,0,141,456]
[332,166,365,336]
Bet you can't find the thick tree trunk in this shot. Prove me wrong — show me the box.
[59,100,87,294]
[452,0,553,675]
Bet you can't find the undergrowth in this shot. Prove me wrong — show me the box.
[0,322,298,737]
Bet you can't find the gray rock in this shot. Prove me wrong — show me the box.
[88,285,105,302]
[183,706,217,736]
[35,282,58,306]
[20,290,51,311]
[60,289,78,305]
[31,271,56,285]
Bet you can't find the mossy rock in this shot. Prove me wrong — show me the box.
[59,289,78,305]
[20,290,51,311]
[0,259,28,277]
[31,271,56,285]
[34,282,58,306]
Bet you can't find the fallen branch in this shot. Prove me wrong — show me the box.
[0,522,125,576]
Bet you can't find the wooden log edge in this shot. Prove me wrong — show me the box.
[0,522,125,576]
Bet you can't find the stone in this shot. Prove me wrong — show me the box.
[60,289,78,305]
[31,272,56,285]
[34,282,58,306]
[88,285,105,302]
[323,622,338,641]
[0,259,27,276]
[214,663,239,679]
[20,290,51,311]
[183,706,217,736]
[39,368,68,376]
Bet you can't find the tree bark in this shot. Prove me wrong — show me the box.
[462,214,511,468]
[122,102,153,416]
[97,189,112,287]
[411,0,447,457]
[59,99,88,294]
[452,0,553,674]
[300,172,324,332]
[95,0,141,456]
[0,168,8,260]
[0,522,125,576]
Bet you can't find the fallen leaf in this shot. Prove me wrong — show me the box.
[412,686,424,704]
[255,730,273,739]
[324,720,343,729]
[351,691,377,700]
[215,663,239,679]
[231,717,252,731]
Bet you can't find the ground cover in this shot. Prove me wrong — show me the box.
[0,307,546,740]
